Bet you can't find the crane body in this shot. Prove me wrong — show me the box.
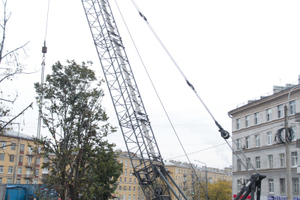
[81,0,187,199]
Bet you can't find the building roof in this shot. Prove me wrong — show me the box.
[2,130,34,141]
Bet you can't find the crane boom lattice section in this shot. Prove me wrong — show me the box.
[81,0,179,199]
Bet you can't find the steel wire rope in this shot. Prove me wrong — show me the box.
[37,0,51,140]
[113,0,207,194]
[129,0,262,176]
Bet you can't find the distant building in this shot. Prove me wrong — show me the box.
[0,130,44,184]
[116,150,146,200]
[228,75,300,199]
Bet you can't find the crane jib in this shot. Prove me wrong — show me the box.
[81,0,187,199]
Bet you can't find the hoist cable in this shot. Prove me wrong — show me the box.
[44,0,51,42]
[129,0,262,174]
[114,0,206,192]
[37,0,50,140]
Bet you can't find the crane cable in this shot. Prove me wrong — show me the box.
[129,0,262,175]
[113,0,208,193]
[37,0,50,139]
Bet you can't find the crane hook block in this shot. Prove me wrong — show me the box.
[42,46,47,54]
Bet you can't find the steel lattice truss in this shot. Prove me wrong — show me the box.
[81,0,186,199]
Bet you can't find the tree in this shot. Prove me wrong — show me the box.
[0,0,30,133]
[207,180,232,200]
[34,60,123,200]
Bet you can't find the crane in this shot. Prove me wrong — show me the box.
[81,0,187,199]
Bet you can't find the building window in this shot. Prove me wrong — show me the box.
[8,166,13,174]
[11,143,16,150]
[129,178,131,183]
[119,186,121,191]
[255,135,260,147]
[293,178,299,193]
[237,159,242,171]
[133,187,136,191]
[9,155,14,162]
[19,156,23,164]
[35,169,39,176]
[125,161,128,166]
[125,169,127,175]
[0,166,3,173]
[124,177,127,183]
[20,144,25,152]
[246,158,251,170]
[280,153,285,167]
[267,132,272,145]
[1,142,6,149]
[268,155,273,168]
[280,178,286,193]
[290,100,296,115]
[0,153,4,161]
[7,178,12,184]
[237,139,241,149]
[17,167,22,175]
[237,179,242,191]
[36,158,40,165]
[246,137,250,149]
[290,126,297,141]
[269,179,274,193]
[292,151,298,167]
[16,179,21,184]
[119,177,122,182]
[130,170,132,175]
[267,109,272,121]
[255,113,259,124]
[129,186,131,191]
[25,179,30,184]
[128,195,131,200]
[255,157,261,169]
[124,186,126,191]
[28,156,32,164]
[245,115,250,127]
[123,195,126,200]
[0,178,2,183]
[278,104,284,118]
[236,118,241,130]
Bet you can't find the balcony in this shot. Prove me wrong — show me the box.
[24,174,34,179]
[25,162,34,168]
[26,151,35,156]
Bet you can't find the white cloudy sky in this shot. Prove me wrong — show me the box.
[1,0,300,169]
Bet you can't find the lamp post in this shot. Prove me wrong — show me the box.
[195,160,208,200]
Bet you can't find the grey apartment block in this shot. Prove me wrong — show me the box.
[228,80,300,200]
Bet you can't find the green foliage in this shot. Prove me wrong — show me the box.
[34,60,123,200]
[207,180,232,200]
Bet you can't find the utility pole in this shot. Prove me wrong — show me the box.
[284,105,292,200]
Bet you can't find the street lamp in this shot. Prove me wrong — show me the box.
[195,160,208,200]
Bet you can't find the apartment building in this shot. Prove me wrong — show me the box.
[115,150,232,200]
[0,130,44,184]
[116,151,146,200]
[228,78,300,199]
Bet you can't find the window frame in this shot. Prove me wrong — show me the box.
[266,109,272,121]
[280,153,285,167]
[245,115,250,127]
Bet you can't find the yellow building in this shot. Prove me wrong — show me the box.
[116,150,146,200]
[115,152,232,200]
[0,130,44,184]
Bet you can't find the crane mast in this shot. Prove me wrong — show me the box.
[81,0,187,199]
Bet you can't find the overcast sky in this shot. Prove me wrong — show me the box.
[1,0,300,169]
